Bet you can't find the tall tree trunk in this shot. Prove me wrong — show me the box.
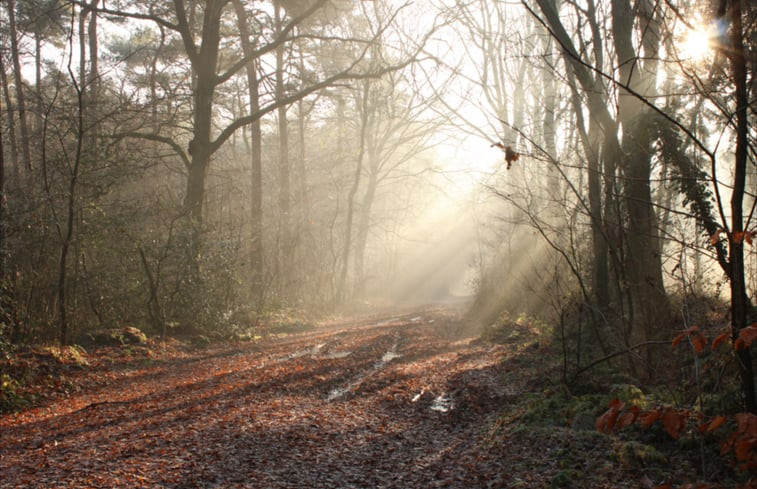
[231,0,264,302]
[725,0,755,413]
[6,0,32,173]
[353,166,377,299]
[86,0,99,151]
[149,27,166,124]
[337,81,370,303]
[569,75,609,311]
[182,0,223,265]
[0,54,20,180]
[0,85,5,281]
[611,0,669,359]
[274,2,292,299]
[58,6,87,345]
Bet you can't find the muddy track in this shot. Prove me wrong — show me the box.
[0,310,516,488]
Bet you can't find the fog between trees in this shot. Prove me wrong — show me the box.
[0,0,755,407]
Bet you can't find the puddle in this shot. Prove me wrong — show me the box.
[323,351,352,359]
[381,351,401,362]
[374,317,399,326]
[430,394,455,412]
[291,343,325,358]
[327,344,401,401]
[326,386,351,401]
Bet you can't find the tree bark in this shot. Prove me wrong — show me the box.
[6,0,32,173]
[275,2,292,299]
[610,0,669,360]
[337,81,370,303]
[0,54,19,180]
[353,165,377,299]
[231,0,264,301]
[58,7,88,345]
[725,0,755,413]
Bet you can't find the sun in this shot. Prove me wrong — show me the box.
[680,23,715,61]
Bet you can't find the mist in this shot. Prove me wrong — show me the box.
[0,0,753,349]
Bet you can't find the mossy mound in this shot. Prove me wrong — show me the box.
[90,326,148,347]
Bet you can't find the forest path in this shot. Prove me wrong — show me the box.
[0,308,524,488]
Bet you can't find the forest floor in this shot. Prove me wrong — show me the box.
[0,306,746,488]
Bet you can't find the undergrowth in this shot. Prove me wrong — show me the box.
[480,310,756,488]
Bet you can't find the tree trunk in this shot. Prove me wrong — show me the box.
[274,2,292,299]
[0,85,5,281]
[337,81,370,303]
[58,8,88,345]
[0,54,20,180]
[182,0,223,266]
[231,0,264,302]
[86,0,99,151]
[611,0,669,361]
[725,0,755,413]
[6,0,32,173]
[353,166,377,299]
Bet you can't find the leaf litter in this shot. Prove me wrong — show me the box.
[0,308,715,488]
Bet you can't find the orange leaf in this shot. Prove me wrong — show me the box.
[735,325,757,350]
[596,399,623,433]
[722,431,740,454]
[734,231,746,244]
[710,228,723,245]
[616,410,639,430]
[672,331,687,347]
[712,331,731,351]
[640,409,662,428]
[504,146,520,170]
[608,398,623,409]
[745,230,755,246]
[735,413,757,438]
[735,438,755,463]
[691,329,708,353]
[662,409,688,439]
[700,415,727,433]
[673,326,708,353]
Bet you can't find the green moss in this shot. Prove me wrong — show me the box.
[480,312,549,345]
[609,384,648,408]
[612,440,667,468]
[551,469,583,488]
[517,388,610,429]
[0,373,30,413]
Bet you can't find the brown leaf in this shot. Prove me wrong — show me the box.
[691,329,708,353]
[640,409,662,428]
[736,325,757,350]
[672,326,708,353]
[712,331,730,351]
[709,228,723,245]
[699,415,727,433]
[595,399,623,433]
[661,409,688,439]
[735,413,757,438]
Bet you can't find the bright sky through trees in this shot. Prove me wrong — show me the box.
[680,21,716,60]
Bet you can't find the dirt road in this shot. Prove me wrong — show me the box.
[1,309,517,488]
